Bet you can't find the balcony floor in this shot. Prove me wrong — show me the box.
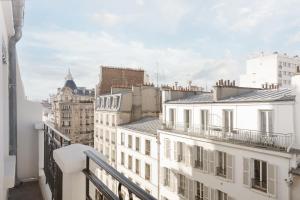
[8,181,43,200]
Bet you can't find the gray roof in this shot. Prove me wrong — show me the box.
[120,117,161,135]
[169,89,295,104]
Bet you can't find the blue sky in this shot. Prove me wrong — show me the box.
[18,0,300,100]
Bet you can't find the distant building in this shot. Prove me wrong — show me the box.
[240,52,300,88]
[94,83,161,195]
[96,66,145,95]
[117,117,161,199]
[53,69,95,146]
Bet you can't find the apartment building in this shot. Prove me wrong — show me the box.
[94,84,161,194]
[96,66,144,95]
[53,69,95,145]
[117,117,161,199]
[240,52,300,88]
[159,78,300,200]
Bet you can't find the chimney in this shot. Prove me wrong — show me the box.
[213,80,259,101]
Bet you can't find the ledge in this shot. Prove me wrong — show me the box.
[4,155,16,188]
[53,144,106,174]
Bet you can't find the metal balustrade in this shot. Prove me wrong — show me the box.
[216,167,226,178]
[44,121,71,200]
[251,178,267,192]
[164,122,294,151]
[83,150,157,200]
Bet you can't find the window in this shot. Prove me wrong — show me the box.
[201,110,209,132]
[253,159,267,192]
[105,131,109,142]
[135,137,140,152]
[216,151,226,177]
[176,142,184,162]
[184,109,191,130]
[128,155,132,170]
[169,108,176,127]
[111,132,115,144]
[135,159,140,175]
[195,181,204,200]
[128,135,132,148]
[163,168,170,186]
[223,110,233,132]
[145,163,151,181]
[111,148,115,162]
[195,146,203,169]
[217,190,228,200]
[164,139,171,159]
[121,152,124,165]
[121,133,125,145]
[106,114,109,125]
[178,174,185,196]
[105,146,110,159]
[112,115,115,126]
[145,140,151,156]
[260,110,273,135]
[95,189,103,200]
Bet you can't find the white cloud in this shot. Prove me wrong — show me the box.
[19,29,241,99]
[91,12,123,27]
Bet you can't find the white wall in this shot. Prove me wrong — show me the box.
[159,130,293,200]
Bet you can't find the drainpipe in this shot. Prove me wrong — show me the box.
[8,0,25,184]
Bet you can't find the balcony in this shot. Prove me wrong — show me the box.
[216,167,226,178]
[164,122,294,151]
[251,178,267,193]
[7,122,157,200]
[194,160,203,169]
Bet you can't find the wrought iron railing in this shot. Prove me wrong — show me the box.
[216,167,226,178]
[44,121,71,200]
[194,160,203,169]
[164,122,294,151]
[83,150,157,200]
[251,178,267,192]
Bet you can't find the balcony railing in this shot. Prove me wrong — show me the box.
[216,167,226,178]
[83,150,156,200]
[44,122,71,200]
[251,178,267,192]
[178,187,185,196]
[164,122,294,151]
[194,160,203,169]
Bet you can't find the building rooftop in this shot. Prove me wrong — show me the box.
[168,88,295,104]
[120,117,161,135]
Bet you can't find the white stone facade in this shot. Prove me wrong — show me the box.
[240,52,300,88]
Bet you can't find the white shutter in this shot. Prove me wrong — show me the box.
[209,188,215,200]
[185,146,192,166]
[267,164,277,196]
[174,141,177,161]
[188,179,194,200]
[243,158,250,187]
[160,167,165,185]
[171,171,176,192]
[164,139,167,159]
[203,149,208,172]
[184,177,189,198]
[226,154,234,181]
[193,146,198,168]
[182,143,186,163]
[208,151,215,174]
[203,186,209,200]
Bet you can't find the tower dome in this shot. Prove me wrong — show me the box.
[64,68,77,90]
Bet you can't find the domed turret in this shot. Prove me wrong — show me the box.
[64,68,77,90]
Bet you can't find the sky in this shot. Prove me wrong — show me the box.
[18,0,300,100]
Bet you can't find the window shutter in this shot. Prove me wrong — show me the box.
[267,164,277,196]
[182,143,186,163]
[164,139,167,158]
[184,177,189,198]
[188,179,194,200]
[171,170,176,192]
[174,141,177,161]
[185,146,191,166]
[208,151,215,174]
[268,111,273,134]
[209,188,215,200]
[226,154,234,181]
[243,158,250,187]
[192,146,197,168]
[203,149,208,172]
[203,186,209,200]
[160,167,165,185]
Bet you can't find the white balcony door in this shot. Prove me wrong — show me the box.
[223,110,233,132]
[201,110,209,132]
[260,110,273,135]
